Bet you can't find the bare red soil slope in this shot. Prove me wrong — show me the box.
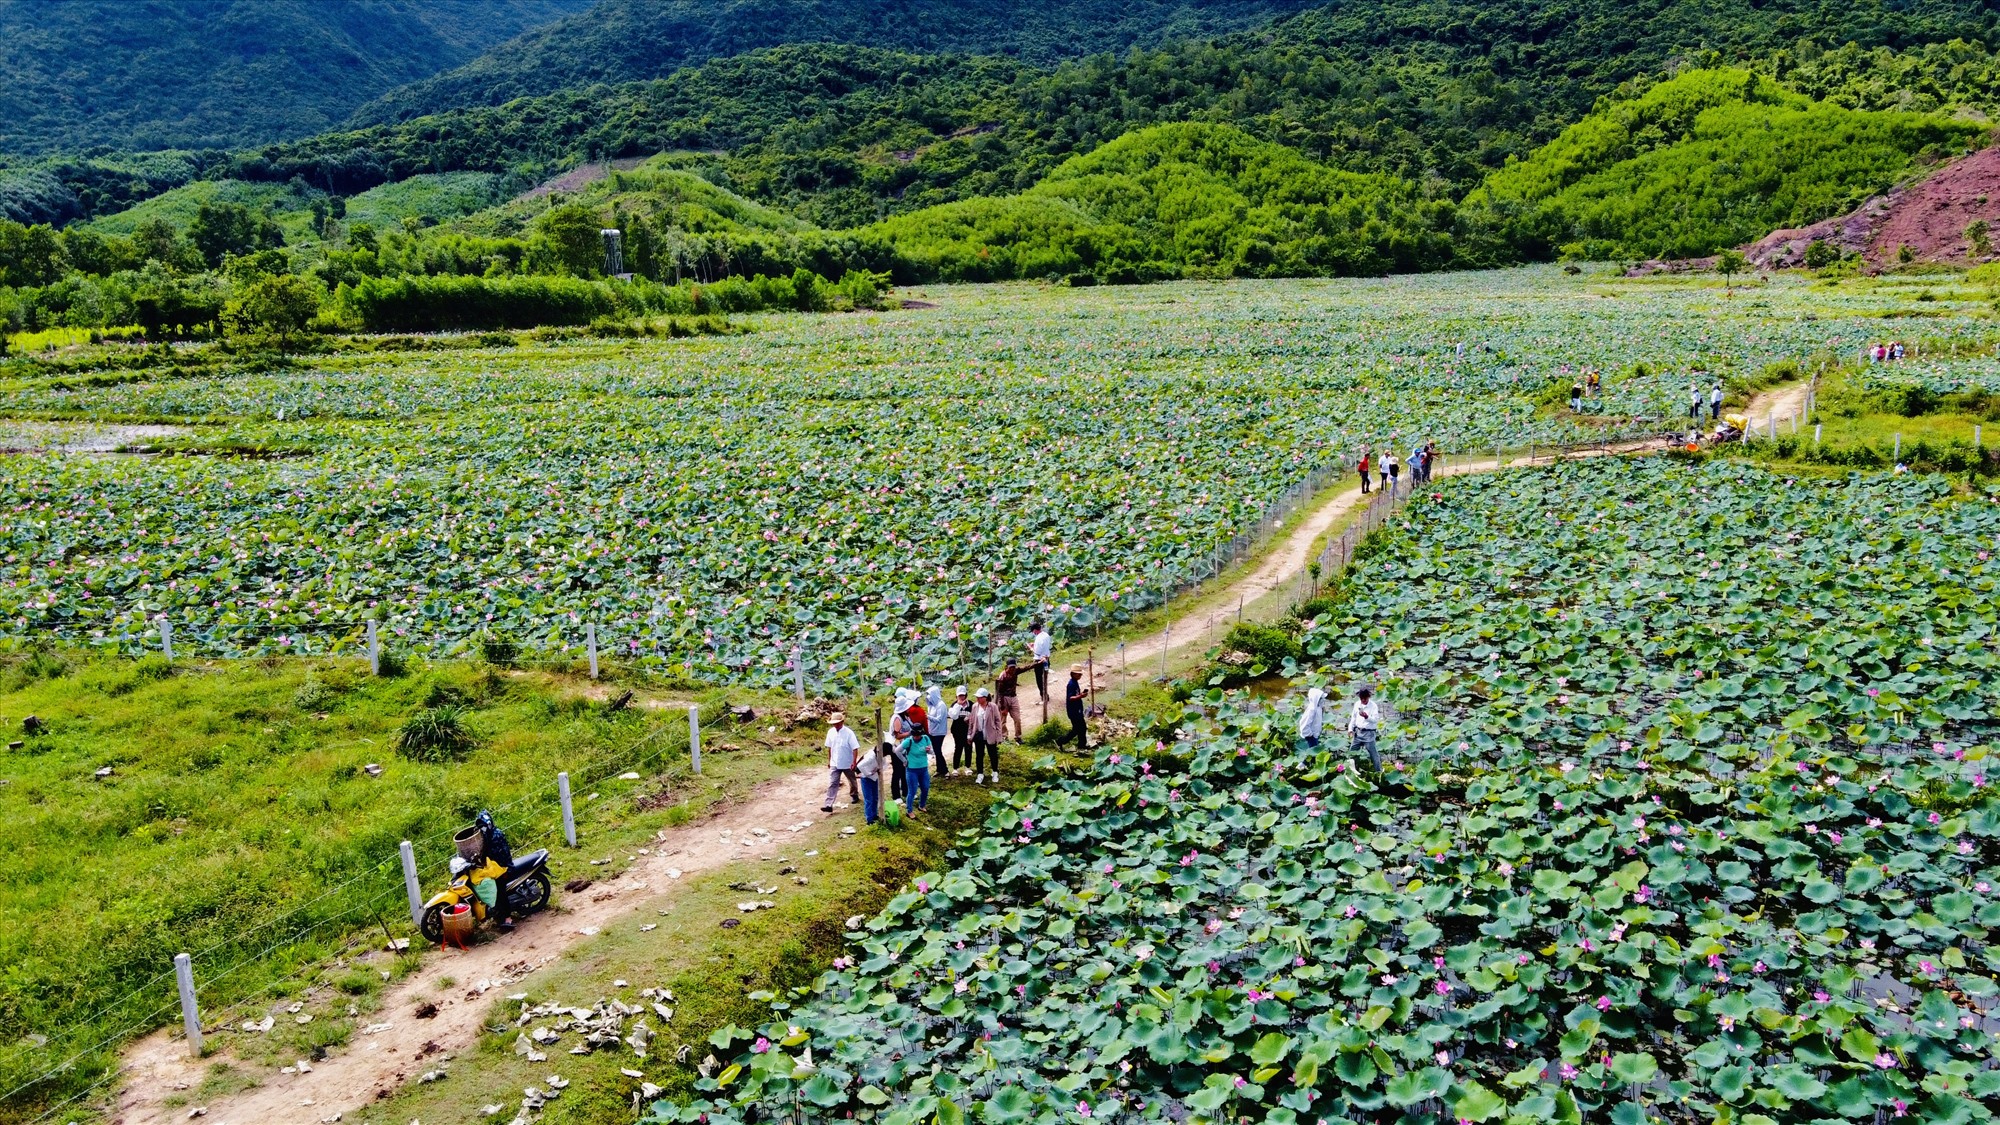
[1746,142,2000,269]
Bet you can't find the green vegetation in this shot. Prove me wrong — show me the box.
[1468,69,1987,261]
[353,0,1324,126]
[872,123,1452,282]
[0,653,800,1116]
[659,457,2000,1125]
[0,0,583,156]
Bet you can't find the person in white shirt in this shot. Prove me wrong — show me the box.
[1709,383,1724,421]
[822,713,860,813]
[1297,686,1325,748]
[854,738,886,824]
[1346,686,1381,771]
[1029,622,1054,702]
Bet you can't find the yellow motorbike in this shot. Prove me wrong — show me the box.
[418,830,552,944]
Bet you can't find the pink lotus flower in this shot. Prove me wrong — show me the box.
[752,1037,771,1053]
[1076,1101,1092,1117]
[1875,1052,1898,1069]
[1595,996,1611,1012]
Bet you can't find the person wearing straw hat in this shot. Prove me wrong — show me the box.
[1064,662,1090,750]
[822,711,860,814]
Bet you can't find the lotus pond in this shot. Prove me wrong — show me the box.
[0,269,1993,688]
[655,458,2000,1125]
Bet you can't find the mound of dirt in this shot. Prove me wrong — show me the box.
[1745,144,2000,270]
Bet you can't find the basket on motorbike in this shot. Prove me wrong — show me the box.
[441,902,475,948]
[454,826,482,860]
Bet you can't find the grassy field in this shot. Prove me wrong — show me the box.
[0,650,812,1119]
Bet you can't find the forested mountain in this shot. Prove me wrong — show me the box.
[350,0,1324,126]
[234,0,2000,231]
[0,0,586,155]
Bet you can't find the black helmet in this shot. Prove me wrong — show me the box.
[475,809,495,831]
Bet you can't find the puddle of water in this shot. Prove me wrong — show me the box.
[0,420,191,453]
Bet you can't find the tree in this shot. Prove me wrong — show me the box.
[0,220,69,287]
[1968,219,1992,261]
[189,200,283,268]
[223,273,323,347]
[130,217,191,269]
[1714,248,1747,295]
[524,203,605,277]
[1802,239,1840,269]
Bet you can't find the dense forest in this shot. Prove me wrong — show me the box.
[0,0,583,155]
[352,0,1324,126]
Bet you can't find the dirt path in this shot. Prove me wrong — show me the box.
[1086,438,1669,687]
[110,433,1675,1124]
[1745,381,1812,438]
[113,768,842,1125]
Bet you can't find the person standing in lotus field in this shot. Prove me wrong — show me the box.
[947,685,972,778]
[1357,446,1372,494]
[1347,685,1380,771]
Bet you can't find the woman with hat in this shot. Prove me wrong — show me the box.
[822,711,860,814]
[925,684,951,779]
[1064,663,1090,751]
[969,687,1002,783]
[889,687,925,800]
[947,685,972,777]
[899,696,933,814]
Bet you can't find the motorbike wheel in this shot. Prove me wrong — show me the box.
[419,904,445,944]
[517,871,553,913]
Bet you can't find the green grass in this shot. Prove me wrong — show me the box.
[0,650,812,1120]
[341,173,511,232]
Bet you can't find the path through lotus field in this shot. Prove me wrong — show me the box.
[4,266,1990,694]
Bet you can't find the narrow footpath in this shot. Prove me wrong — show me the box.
[106,413,1714,1124]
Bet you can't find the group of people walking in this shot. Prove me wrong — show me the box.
[1868,341,1908,363]
[1354,441,1437,495]
[820,624,1094,823]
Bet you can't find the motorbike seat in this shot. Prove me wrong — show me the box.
[505,849,548,880]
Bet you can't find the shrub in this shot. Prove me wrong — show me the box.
[395,704,476,763]
[479,631,519,667]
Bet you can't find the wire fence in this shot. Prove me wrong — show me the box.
[1,714,701,1120]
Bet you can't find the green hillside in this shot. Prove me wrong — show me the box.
[1467,68,1989,260]
[0,0,585,156]
[237,0,2000,231]
[872,122,1449,281]
[352,0,1322,126]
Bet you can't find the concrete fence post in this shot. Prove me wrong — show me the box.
[557,772,577,847]
[399,840,423,927]
[367,620,380,677]
[688,705,702,775]
[793,653,807,703]
[1814,423,1822,447]
[174,953,202,1058]
[160,619,174,663]
[586,623,599,680]
[1160,624,1170,681]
